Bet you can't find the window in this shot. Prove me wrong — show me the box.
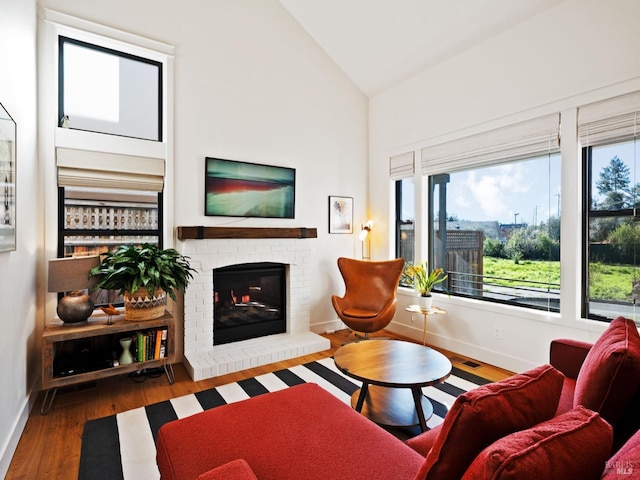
[428,154,561,309]
[583,142,639,321]
[50,15,172,309]
[416,113,561,311]
[580,91,640,322]
[584,141,640,321]
[59,186,162,306]
[59,36,162,141]
[395,178,415,266]
[391,151,415,273]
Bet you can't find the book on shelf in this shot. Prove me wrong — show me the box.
[132,328,168,362]
[159,328,168,358]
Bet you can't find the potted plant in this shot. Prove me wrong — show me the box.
[89,243,196,321]
[402,261,447,310]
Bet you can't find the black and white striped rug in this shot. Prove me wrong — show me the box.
[79,357,490,480]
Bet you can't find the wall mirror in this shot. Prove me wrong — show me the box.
[0,101,16,252]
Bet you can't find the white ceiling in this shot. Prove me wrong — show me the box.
[279,0,564,96]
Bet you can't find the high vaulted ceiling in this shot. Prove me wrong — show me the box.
[279,0,564,96]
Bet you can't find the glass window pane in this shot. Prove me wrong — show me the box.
[61,187,161,307]
[396,178,414,267]
[430,154,561,311]
[586,139,640,321]
[60,37,161,141]
[590,141,638,212]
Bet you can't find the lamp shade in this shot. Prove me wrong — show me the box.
[48,256,100,293]
[48,256,100,323]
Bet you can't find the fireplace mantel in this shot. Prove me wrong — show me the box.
[177,226,317,240]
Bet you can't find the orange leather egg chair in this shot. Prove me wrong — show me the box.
[331,257,405,340]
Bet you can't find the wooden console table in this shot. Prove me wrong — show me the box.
[41,312,175,414]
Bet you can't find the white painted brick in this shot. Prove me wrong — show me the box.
[182,237,322,379]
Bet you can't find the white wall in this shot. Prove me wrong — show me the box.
[38,0,368,336]
[370,0,640,372]
[0,0,38,477]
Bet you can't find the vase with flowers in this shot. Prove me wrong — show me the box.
[402,261,447,310]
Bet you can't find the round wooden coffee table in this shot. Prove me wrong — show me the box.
[334,340,452,432]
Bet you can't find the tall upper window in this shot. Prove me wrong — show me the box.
[580,91,640,322]
[59,37,162,141]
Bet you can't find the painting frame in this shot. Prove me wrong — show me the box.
[205,157,296,219]
[328,196,353,234]
[0,101,16,253]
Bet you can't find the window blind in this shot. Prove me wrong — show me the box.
[389,151,415,180]
[421,113,561,174]
[56,147,164,191]
[578,90,640,147]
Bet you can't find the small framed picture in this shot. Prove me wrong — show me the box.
[329,196,353,234]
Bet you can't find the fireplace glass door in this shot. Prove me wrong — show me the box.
[213,262,286,345]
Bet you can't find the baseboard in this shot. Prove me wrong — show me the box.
[0,389,34,479]
[310,319,344,334]
[386,321,535,374]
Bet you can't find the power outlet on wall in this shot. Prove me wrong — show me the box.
[494,326,502,339]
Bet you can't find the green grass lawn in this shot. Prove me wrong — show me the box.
[483,257,636,301]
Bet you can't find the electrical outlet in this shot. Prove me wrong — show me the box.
[494,326,502,339]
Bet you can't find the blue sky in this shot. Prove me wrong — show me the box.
[448,155,561,225]
[400,140,637,225]
[591,140,637,206]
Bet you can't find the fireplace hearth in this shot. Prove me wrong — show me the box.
[180,233,330,381]
[214,262,286,345]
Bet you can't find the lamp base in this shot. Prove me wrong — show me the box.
[57,291,95,323]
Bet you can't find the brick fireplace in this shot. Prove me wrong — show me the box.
[178,227,330,381]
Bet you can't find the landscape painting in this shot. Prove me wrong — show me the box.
[205,157,295,218]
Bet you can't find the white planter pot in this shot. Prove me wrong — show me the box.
[418,295,433,311]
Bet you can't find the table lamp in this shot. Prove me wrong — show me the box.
[48,256,100,323]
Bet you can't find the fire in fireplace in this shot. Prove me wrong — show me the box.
[213,262,286,345]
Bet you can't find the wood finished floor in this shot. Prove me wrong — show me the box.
[6,329,514,480]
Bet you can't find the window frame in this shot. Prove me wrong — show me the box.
[58,35,163,142]
[581,142,640,321]
[425,155,561,312]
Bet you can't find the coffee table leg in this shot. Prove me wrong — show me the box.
[411,387,428,432]
[355,382,369,412]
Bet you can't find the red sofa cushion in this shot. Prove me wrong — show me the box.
[405,424,440,457]
[156,382,425,480]
[461,406,613,480]
[574,317,640,426]
[412,364,564,480]
[602,429,640,479]
[197,459,258,480]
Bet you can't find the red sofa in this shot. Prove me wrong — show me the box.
[549,317,640,451]
[156,382,426,480]
[156,317,640,479]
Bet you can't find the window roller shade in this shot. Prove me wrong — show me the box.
[56,147,165,191]
[421,113,561,174]
[389,151,415,180]
[578,91,640,147]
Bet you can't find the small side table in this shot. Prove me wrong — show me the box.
[406,305,446,345]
